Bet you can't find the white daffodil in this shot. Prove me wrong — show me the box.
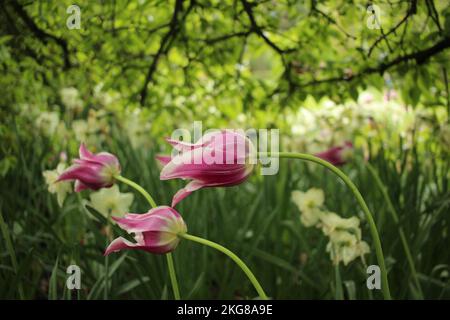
[319,211,361,239]
[60,87,82,111]
[89,185,134,218]
[72,119,88,142]
[292,188,325,212]
[43,163,72,207]
[292,188,325,227]
[35,112,60,137]
[326,230,370,265]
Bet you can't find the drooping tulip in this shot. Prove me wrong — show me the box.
[159,130,255,207]
[104,206,187,255]
[314,141,353,166]
[57,143,121,192]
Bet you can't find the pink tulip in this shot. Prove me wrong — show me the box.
[315,141,353,166]
[159,130,255,207]
[104,206,187,255]
[57,143,121,192]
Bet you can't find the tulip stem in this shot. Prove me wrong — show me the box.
[262,152,392,300]
[114,175,157,208]
[166,253,180,300]
[180,233,268,300]
[114,175,181,300]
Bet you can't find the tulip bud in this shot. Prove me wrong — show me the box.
[159,130,255,207]
[314,141,353,167]
[104,206,187,255]
[57,143,121,192]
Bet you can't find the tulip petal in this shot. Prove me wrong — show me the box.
[111,206,179,233]
[166,137,202,152]
[74,180,90,192]
[171,180,204,207]
[79,143,94,159]
[104,236,142,255]
[155,155,172,166]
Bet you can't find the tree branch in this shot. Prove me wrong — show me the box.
[297,36,450,89]
[368,0,417,57]
[240,0,294,55]
[10,0,72,69]
[139,0,189,106]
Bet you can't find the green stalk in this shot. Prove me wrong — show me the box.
[114,175,157,208]
[114,175,181,300]
[264,152,392,300]
[180,233,268,300]
[104,211,111,300]
[0,211,25,299]
[166,253,180,300]
[366,163,423,298]
[334,263,344,300]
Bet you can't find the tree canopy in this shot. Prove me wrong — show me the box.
[2,0,449,113]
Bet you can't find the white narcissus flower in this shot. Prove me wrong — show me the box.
[35,112,60,137]
[319,212,361,239]
[72,120,88,142]
[89,185,134,218]
[299,208,324,227]
[326,230,370,266]
[60,87,82,111]
[43,163,72,207]
[291,188,325,227]
[292,188,325,212]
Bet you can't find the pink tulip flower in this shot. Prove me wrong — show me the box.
[104,206,187,255]
[57,143,121,192]
[159,130,255,207]
[315,141,353,166]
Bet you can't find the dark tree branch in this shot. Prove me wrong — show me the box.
[200,31,251,45]
[139,0,195,106]
[10,0,72,69]
[425,0,443,34]
[240,0,294,55]
[298,37,450,89]
[310,1,356,40]
[368,0,417,57]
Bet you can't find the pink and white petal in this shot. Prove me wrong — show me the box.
[57,164,103,185]
[171,180,205,207]
[122,206,175,220]
[160,148,243,180]
[112,213,171,233]
[142,231,179,254]
[104,237,142,255]
[166,137,201,152]
[155,155,172,166]
[74,180,90,192]
[79,143,94,160]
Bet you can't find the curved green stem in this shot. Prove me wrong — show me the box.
[180,233,268,300]
[104,212,111,300]
[166,253,180,300]
[366,163,423,298]
[114,175,157,208]
[114,175,181,300]
[263,152,392,300]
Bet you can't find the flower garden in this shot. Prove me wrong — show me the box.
[1,1,449,300]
